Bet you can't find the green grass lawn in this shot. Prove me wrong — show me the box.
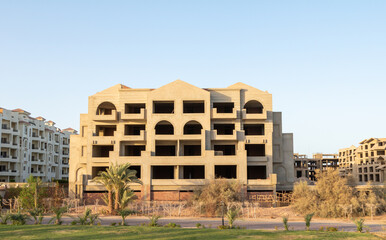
[0,225,381,240]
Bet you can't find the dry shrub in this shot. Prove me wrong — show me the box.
[190,178,243,216]
[292,169,386,218]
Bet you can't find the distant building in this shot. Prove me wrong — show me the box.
[0,107,77,182]
[294,153,339,182]
[69,80,294,201]
[339,138,385,185]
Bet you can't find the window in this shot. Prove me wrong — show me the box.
[183,101,204,113]
[153,101,174,113]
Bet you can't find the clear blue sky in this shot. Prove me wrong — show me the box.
[1,1,385,156]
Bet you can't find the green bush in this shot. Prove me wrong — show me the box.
[282,216,289,231]
[196,223,202,228]
[304,213,314,231]
[217,225,230,229]
[164,222,181,228]
[148,215,161,227]
[28,208,44,224]
[0,212,10,225]
[353,219,365,233]
[9,212,30,225]
[327,227,338,232]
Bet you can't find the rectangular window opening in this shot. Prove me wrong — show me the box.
[247,166,267,179]
[125,104,145,114]
[213,102,234,113]
[246,144,265,157]
[153,101,174,114]
[215,165,237,179]
[152,166,174,179]
[183,101,204,113]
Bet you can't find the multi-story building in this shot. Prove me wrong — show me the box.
[339,138,385,184]
[294,153,338,182]
[0,107,76,182]
[69,80,294,201]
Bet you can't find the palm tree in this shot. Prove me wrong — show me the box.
[93,171,114,214]
[110,163,142,211]
[92,163,142,214]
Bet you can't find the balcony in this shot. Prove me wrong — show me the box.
[91,136,116,145]
[1,140,11,147]
[241,109,267,120]
[211,108,237,119]
[211,129,238,141]
[93,110,118,121]
[247,174,277,186]
[0,169,19,176]
[121,108,146,120]
[122,130,146,141]
[247,156,268,162]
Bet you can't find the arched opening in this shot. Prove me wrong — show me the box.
[96,102,116,115]
[183,121,203,135]
[243,100,263,114]
[155,121,174,135]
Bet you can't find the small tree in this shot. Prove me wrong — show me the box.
[353,218,365,233]
[49,206,67,225]
[226,208,239,228]
[19,175,47,210]
[117,209,135,226]
[282,216,289,231]
[191,178,242,216]
[304,213,314,231]
[28,208,44,224]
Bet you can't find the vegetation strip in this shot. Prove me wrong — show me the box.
[0,225,381,240]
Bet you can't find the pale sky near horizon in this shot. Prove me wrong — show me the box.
[1,1,385,156]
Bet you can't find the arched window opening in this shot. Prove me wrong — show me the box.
[96,102,116,115]
[183,121,203,135]
[155,121,174,135]
[243,100,263,114]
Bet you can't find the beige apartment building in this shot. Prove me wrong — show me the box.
[69,80,294,201]
[0,108,76,182]
[294,153,338,182]
[339,138,385,184]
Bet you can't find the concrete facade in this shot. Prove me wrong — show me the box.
[294,153,339,182]
[0,108,76,182]
[339,138,386,185]
[69,80,294,200]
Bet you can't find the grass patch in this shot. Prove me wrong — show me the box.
[0,225,381,240]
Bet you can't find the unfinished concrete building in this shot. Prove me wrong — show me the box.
[69,80,294,201]
[0,108,76,182]
[294,153,339,182]
[339,138,385,185]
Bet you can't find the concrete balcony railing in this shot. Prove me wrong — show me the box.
[0,170,19,176]
[92,110,118,121]
[247,174,277,186]
[241,109,267,120]
[121,108,146,120]
[211,108,238,119]
[247,156,269,162]
[122,130,146,141]
[152,179,208,186]
[91,136,116,145]
[91,157,110,163]
[179,129,205,140]
[211,129,238,141]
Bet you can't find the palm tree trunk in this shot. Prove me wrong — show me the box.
[108,190,113,214]
[115,189,120,211]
